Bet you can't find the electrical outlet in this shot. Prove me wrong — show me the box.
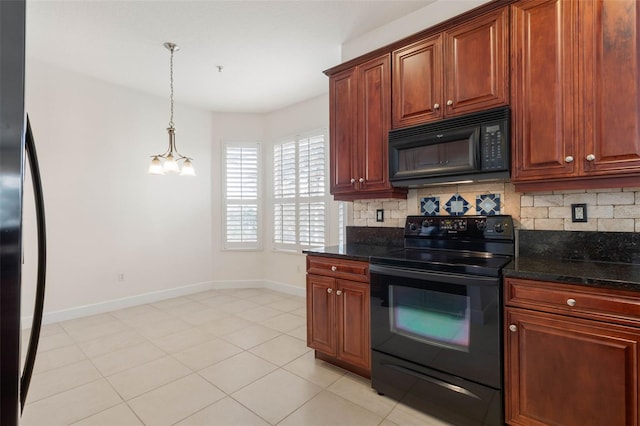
[376,209,384,222]
[117,273,125,282]
[571,204,587,222]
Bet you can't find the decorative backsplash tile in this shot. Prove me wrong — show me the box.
[420,197,440,216]
[350,183,640,232]
[476,193,501,215]
[444,194,471,216]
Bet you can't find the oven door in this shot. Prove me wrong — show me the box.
[369,264,502,389]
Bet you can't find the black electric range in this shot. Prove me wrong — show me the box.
[369,215,514,426]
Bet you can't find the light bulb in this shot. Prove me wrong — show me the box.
[148,156,164,175]
[180,159,196,176]
[163,153,179,173]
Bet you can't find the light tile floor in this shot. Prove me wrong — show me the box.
[21,288,451,426]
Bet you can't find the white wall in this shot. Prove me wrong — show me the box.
[23,60,214,317]
[342,0,493,61]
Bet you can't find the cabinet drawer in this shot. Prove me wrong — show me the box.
[307,256,369,283]
[505,277,640,326]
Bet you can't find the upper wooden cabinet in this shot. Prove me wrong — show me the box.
[329,54,407,201]
[392,8,509,128]
[512,0,640,191]
[510,0,577,183]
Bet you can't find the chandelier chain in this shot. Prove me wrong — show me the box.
[169,46,174,128]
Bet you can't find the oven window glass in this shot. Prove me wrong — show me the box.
[389,285,470,352]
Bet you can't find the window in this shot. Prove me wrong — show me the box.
[273,131,328,251]
[223,142,260,250]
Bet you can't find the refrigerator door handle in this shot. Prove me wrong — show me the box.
[20,115,47,412]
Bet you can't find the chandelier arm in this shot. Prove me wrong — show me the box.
[152,149,172,159]
[173,153,191,161]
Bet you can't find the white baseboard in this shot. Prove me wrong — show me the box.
[263,280,306,297]
[23,279,305,328]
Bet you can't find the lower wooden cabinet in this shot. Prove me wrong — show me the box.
[504,277,640,426]
[306,256,370,377]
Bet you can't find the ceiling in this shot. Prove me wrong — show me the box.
[26,0,441,114]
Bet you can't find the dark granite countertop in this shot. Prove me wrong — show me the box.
[304,243,400,262]
[504,257,640,292]
[305,228,640,293]
[507,229,640,292]
[303,226,404,261]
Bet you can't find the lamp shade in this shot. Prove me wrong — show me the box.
[163,153,179,173]
[148,156,164,175]
[180,159,196,176]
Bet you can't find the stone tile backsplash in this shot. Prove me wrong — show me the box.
[350,184,640,232]
[519,188,640,232]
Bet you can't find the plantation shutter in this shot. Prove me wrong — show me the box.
[273,132,327,250]
[224,143,260,249]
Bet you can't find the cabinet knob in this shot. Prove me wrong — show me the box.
[565,156,574,163]
[446,100,453,106]
[567,298,576,307]
[433,103,440,110]
[350,178,356,184]
[336,290,342,296]
[586,154,596,161]
[359,177,365,183]
[509,324,517,332]
[327,288,333,294]
[331,266,337,272]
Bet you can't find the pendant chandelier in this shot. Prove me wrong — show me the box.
[148,42,195,176]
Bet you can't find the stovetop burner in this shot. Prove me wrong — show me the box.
[369,215,515,277]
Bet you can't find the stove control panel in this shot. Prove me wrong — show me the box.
[404,215,513,240]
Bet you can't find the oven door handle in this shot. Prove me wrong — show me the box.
[369,264,499,286]
[381,363,481,400]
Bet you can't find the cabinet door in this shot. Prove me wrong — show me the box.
[392,35,442,128]
[357,54,393,193]
[505,307,639,426]
[306,274,336,356]
[336,279,370,371]
[581,0,640,175]
[329,67,358,196]
[444,7,508,117]
[511,0,578,181]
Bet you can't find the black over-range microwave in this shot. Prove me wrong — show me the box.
[389,106,510,187]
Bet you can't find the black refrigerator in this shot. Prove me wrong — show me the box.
[1,1,48,424]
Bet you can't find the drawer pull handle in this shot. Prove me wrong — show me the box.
[336,290,342,296]
[331,266,337,272]
[567,298,576,307]
[509,324,517,332]
[327,288,333,294]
